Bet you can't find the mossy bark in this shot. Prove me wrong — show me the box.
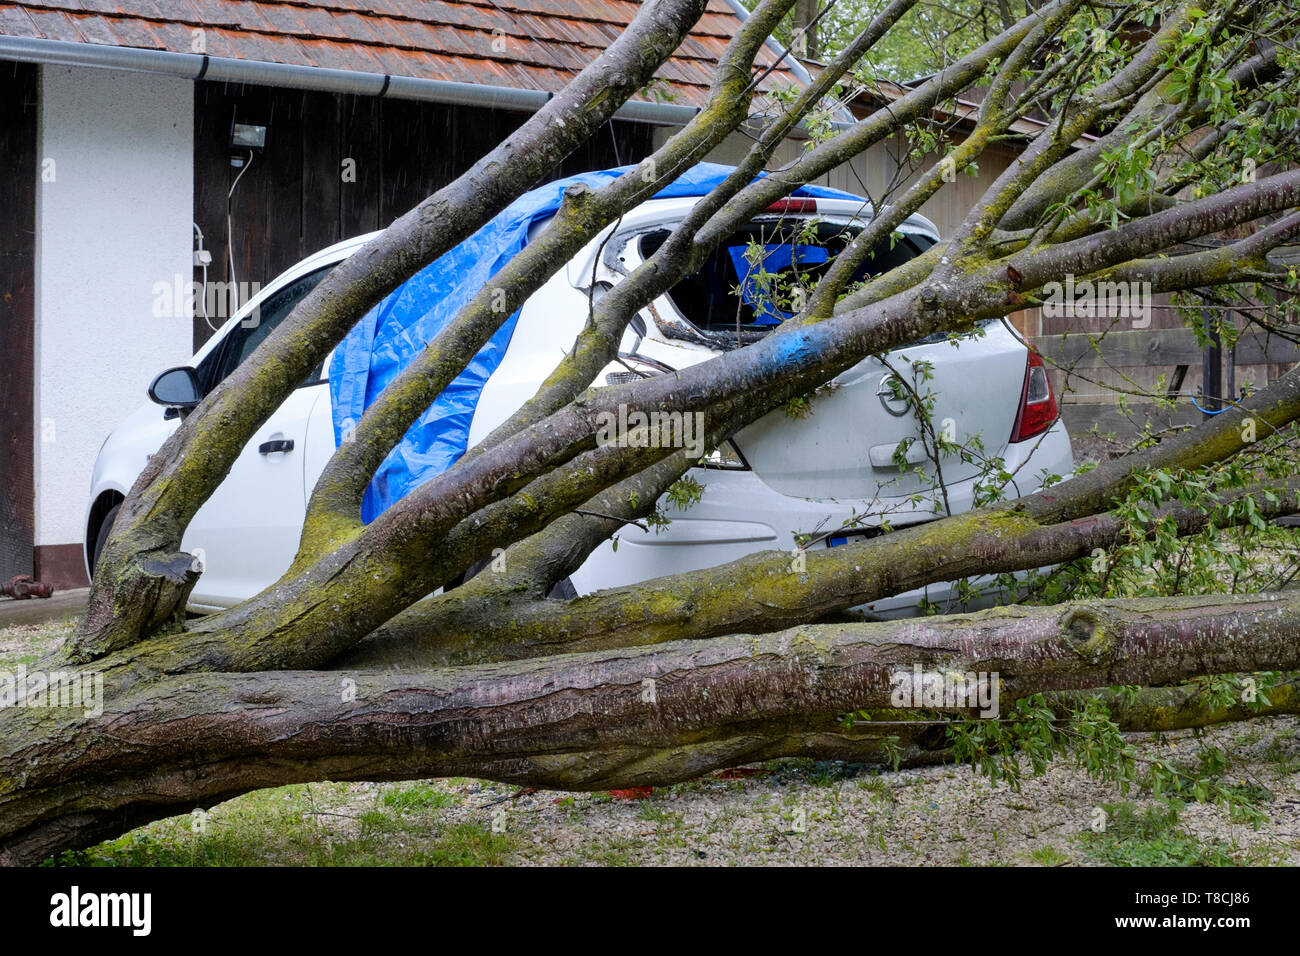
[5,591,1300,865]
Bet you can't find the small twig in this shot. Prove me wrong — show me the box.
[574,509,649,532]
[479,787,539,809]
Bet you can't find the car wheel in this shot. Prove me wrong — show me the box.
[91,503,120,576]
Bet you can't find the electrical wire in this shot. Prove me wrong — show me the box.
[226,150,254,301]
[193,222,219,332]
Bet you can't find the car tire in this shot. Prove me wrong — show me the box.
[91,503,120,576]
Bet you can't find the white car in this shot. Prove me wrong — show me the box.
[85,193,1073,617]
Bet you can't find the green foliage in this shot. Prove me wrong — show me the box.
[382,783,458,812]
[946,693,1134,793]
[646,474,706,532]
[941,681,1277,827]
[746,0,1056,82]
[1078,801,1241,866]
[1042,424,1300,605]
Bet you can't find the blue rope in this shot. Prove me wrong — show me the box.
[1188,393,1229,415]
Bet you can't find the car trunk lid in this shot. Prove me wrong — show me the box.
[734,325,1030,502]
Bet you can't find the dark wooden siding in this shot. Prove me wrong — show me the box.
[0,61,37,583]
[193,82,654,349]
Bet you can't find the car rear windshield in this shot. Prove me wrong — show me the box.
[639,218,933,335]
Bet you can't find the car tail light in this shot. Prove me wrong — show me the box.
[764,197,817,214]
[1009,348,1058,442]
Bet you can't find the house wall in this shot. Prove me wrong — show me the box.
[33,64,194,587]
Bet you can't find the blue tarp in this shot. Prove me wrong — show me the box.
[329,163,866,522]
[726,244,829,324]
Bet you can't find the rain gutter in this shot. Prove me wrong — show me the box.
[0,35,704,126]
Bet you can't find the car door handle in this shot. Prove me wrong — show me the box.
[258,439,294,455]
[868,440,929,468]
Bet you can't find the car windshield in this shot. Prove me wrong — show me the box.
[197,266,332,394]
[640,219,933,336]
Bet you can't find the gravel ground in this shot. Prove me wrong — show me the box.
[371,717,1300,866]
[68,714,1294,867]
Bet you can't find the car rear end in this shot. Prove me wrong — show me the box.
[564,194,1074,615]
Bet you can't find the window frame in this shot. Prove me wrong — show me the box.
[196,265,334,396]
[634,215,936,349]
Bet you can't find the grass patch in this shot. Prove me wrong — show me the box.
[1029,845,1070,866]
[636,802,680,825]
[1078,802,1239,867]
[382,784,459,812]
[44,782,515,867]
[1262,736,1300,776]
[572,835,644,866]
[415,823,514,867]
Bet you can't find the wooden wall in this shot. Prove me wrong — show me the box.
[193,83,654,349]
[0,61,37,583]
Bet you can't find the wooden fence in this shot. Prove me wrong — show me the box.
[1030,324,1300,439]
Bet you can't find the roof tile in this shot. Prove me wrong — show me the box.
[0,5,39,37]
[18,0,89,13]
[102,14,164,47]
[149,18,203,51]
[215,2,276,31]
[65,12,118,44]
[147,0,203,23]
[2,0,800,104]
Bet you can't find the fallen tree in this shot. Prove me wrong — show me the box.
[5,590,1300,863]
[3,0,1299,864]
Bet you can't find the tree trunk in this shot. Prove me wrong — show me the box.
[4,590,1298,865]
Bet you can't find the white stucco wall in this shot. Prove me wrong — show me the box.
[34,65,194,548]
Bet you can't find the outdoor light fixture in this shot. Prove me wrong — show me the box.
[230,121,267,151]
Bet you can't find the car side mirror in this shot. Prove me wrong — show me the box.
[148,366,201,409]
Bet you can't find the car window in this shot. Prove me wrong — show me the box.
[640,220,932,336]
[197,266,332,394]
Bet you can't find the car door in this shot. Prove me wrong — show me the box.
[181,267,331,607]
[183,388,326,607]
